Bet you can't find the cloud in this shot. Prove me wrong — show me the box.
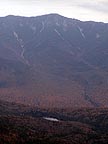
[76,0,108,13]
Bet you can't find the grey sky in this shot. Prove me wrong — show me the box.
[0,0,108,22]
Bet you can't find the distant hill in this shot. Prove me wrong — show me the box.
[0,14,108,108]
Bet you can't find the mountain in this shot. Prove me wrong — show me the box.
[0,14,108,108]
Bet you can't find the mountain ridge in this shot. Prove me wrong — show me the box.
[2,13,108,24]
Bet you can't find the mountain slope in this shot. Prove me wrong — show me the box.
[0,14,108,108]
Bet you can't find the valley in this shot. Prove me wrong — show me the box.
[0,100,108,144]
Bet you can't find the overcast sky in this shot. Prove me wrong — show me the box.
[0,0,108,22]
